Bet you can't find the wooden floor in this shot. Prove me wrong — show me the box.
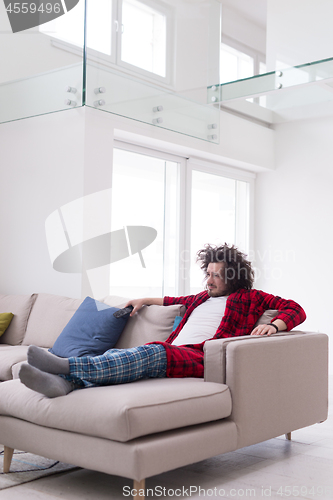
[1,376,332,500]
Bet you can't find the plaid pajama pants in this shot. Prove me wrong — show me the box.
[63,344,167,388]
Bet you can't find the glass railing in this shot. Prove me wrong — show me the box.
[0,64,83,123]
[208,57,333,124]
[0,0,221,143]
[4,0,333,132]
[86,62,219,143]
[0,0,85,123]
[84,0,221,143]
[209,57,333,101]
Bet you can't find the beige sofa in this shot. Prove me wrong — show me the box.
[0,292,329,499]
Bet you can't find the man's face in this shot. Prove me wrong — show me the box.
[206,262,228,297]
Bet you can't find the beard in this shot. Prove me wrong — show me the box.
[207,287,227,297]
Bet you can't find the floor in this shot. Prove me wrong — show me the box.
[1,379,332,500]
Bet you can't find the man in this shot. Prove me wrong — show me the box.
[19,244,306,398]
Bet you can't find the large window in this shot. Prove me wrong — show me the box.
[121,0,167,78]
[220,43,254,83]
[187,161,252,294]
[109,145,180,298]
[40,0,172,82]
[220,39,266,83]
[109,145,253,298]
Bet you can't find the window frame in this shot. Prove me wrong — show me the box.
[183,157,254,295]
[116,0,174,84]
[221,35,266,82]
[40,0,174,88]
[113,140,186,297]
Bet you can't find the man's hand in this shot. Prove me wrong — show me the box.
[125,299,147,316]
[250,324,277,336]
[250,319,287,336]
[125,298,163,316]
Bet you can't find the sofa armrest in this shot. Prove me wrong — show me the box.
[204,333,280,383]
[204,335,255,384]
[223,332,328,448]
[204,331,318,384]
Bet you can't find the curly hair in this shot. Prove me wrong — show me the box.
[196,243,254,294]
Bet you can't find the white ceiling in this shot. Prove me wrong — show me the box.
[221,0,267,28]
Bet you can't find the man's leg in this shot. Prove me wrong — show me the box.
[27,346,70,374]
[19,364,74,398]
[21,344,167,397]
[66,344,167,385]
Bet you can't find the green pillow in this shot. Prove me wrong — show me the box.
[0,312,14,337]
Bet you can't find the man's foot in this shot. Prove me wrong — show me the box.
[27,345,70,374]
[19,364,73,398]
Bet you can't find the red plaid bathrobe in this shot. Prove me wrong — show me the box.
[150,289,306,378]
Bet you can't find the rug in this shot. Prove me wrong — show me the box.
[0,445,79,490]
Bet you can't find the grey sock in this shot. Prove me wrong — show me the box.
[19,364,73,398]
[27,345,70,375]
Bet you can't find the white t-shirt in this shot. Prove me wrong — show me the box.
[171,296,228,346]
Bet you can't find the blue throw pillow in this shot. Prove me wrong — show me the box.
[172,315,183,332]
[50,297,129,358]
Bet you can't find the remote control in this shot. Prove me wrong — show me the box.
[113,305,134,318]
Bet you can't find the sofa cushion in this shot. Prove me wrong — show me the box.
[0,346,29,381]
[0,378,232,442]
[0,313,14,337]
[22,294,83,348]
[115,305,185,348]
[0,294,36,345]
[254,309,279,326]
[49,297,129,357]
[102,296,185,348]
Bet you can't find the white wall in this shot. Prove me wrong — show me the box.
[172,1,220,100]
[222,5,266,56]
[0,106,118,299]
[0,109,85,297]
[266,0,333,70]
[254,114,333,366]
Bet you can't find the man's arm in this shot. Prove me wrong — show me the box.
[247,290,305,336]
[250,318,287,336]
[248,290,306,335]
[125,298,163,316]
